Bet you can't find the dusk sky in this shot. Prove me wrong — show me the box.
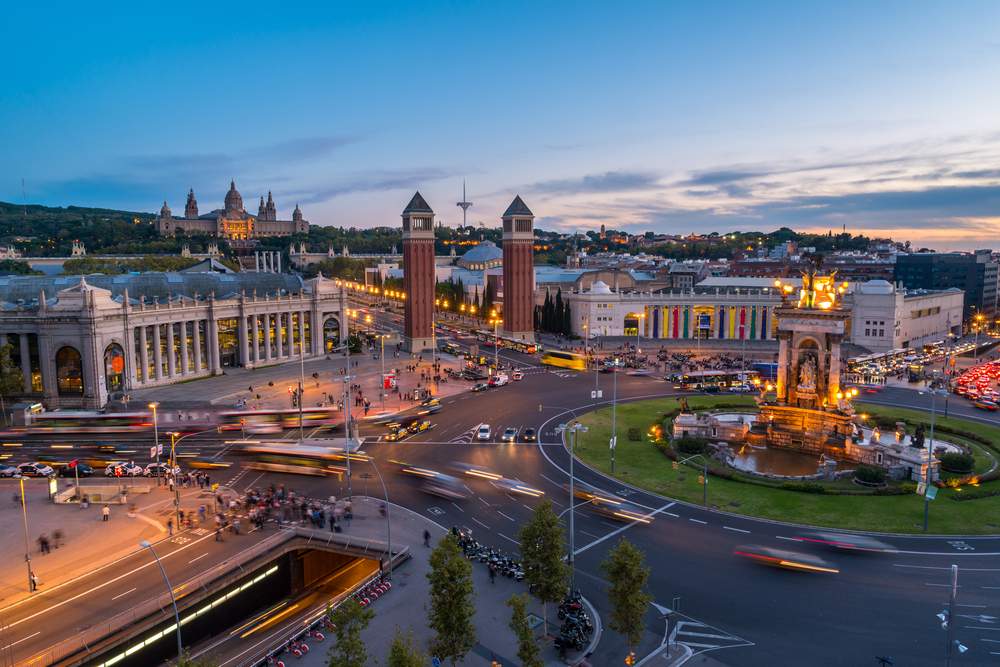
[3,1,1000,249]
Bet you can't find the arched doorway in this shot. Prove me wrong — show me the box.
[323,317,341,353]
[55,346,84,395]
[104,343,125,394]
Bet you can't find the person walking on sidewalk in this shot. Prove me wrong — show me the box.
[167,519,174,536]
[102,505,110,521]
[423,529,431,547]
[489,563,496,584]
[29,571,38,592]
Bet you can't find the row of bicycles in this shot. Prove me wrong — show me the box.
[453,526,525,581]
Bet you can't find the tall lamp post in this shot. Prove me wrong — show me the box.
[611,355,619,472]
[555,421,588,587]
[19,476,33,591]
[920,386,947,531]
[169,432,181,530]
[974,312,985,363]
[139,540,183,661]
[149,402,161,486]
[677,453,709,507]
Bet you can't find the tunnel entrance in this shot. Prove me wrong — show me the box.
[82,548,378,667]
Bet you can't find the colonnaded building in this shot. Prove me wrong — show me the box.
[0,269,347,409]
[155,181,309,239]
[563,277,964,351]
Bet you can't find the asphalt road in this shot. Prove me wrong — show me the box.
[4,325,1000,665]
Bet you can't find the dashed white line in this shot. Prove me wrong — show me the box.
[111,587,136,601]
[451,502,465,513]
[689,518,707,525]
[478,497,490,507]
[188,552,209,564]
[724,526,750,534]
[775,535,802,542]
[498,511,515,522]
[498,533,521,545]
[472,517,490,530]
[0,631,40,652]
[664,512,679,518]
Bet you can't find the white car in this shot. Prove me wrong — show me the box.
[477,424,491,441]
[105,461,143,477]
[16,462,54,477]
[501,427,518,442]
[512,371,524,381]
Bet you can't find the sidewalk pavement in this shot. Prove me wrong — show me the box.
[294,497,598,667]
[0,478,168,608]
[130,343,471,415]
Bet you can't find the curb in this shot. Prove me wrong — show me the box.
[540,392,1000,540]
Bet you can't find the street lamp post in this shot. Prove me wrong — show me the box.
[493,318,501,373]
[149,402,160,486]
[380,334,386,413]
[922,387,945,531]
[678,453,709,506]
[140,540,183,661]
[169,432,181,531]
[611,356,619,472]
[366,458,393,581]
[556,421,588,587]
[19,476,32,592]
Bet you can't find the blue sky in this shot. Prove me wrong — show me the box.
[3,1,1000,249]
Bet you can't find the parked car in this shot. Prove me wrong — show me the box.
[105,461,143,477]
[144,462,175,477]
[17,462,54,477]
[520,428,537,442]
[0,464,19,478]
[58,463,94,477]
[477,424,492,441]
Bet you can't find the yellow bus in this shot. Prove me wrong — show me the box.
[540,350,586,371]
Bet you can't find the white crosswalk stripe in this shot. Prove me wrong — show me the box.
[670,620,753,655]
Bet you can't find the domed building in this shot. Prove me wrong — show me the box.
[457,241,503,271]
[156,181,309,239]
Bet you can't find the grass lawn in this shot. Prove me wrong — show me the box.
[573,396,1000,534]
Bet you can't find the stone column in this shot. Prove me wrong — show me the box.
[828,335,842,404]
[166,323,176,378]
[19,333,32,393]
[238,315,249,367]
[208,318,221,374]
[180,322,189,374]
[286,310,295,354]
[193,320,203,372]
[276,313,284,358]
[152,325,163,380]
[0,334,8,349]
[139,326,149,383]
[298,311,306,356]
[311,306,323,356]
[776,332,789,402]
[38,335,57,401]
[251,315,260,365]
[264,315,273,360]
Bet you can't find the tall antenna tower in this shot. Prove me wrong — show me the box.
[456,180,473,228]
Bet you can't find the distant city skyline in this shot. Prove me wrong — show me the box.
[3,1,1000,250]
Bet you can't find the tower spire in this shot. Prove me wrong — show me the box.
[456,180,473,228]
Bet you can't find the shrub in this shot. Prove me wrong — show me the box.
[949,487,1000,502]
[627,427,642,442]
[854,465,887,485]
[780,482,826,494]
[939,452,974,474]
[673,438,707,455]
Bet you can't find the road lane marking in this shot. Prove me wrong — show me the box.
[189,552,209,564]
[580,530,600,539]
[775,536,802,542]
[111,587,136,601]
[478,497,490,506]
[689,519,707,525]
[540,473,564,488]
[451,502,465,513]
[664,512,679,518]
[498,533,521,545]
[724,526,750,534]
[573,502,674,557]
[472,517,490,529]
[0,631,40,651]
[895,564,1000,571]
[497,511,515,522]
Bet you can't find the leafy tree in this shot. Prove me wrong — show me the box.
[0,260,41,276]
[326,600,374,667]
[542,291,552,332]
[519,499,568,635]
[562,300,572,336]
[554,289,564,334]
[507,594,543,667]
[387,627,428,667]
[0,344,24,424]
[602,538,653,654]
[427,534,476,665]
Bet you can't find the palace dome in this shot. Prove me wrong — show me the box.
[224,180,244,214]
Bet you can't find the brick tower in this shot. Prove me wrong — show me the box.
[501,195,536,342]
[402,192,436,352]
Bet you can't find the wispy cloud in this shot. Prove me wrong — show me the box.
[527,170,661,196]
[282,167,456,205]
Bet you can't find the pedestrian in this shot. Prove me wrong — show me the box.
[167,519,174,536]
[29,571,38,592]
[102,505,110,521]
[489,563,496,584]
[423,529,430,547]
[215,526,223,542]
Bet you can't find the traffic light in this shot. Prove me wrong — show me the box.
[625,652,636,665]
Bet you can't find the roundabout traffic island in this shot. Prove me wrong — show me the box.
[571,394,1000,534]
